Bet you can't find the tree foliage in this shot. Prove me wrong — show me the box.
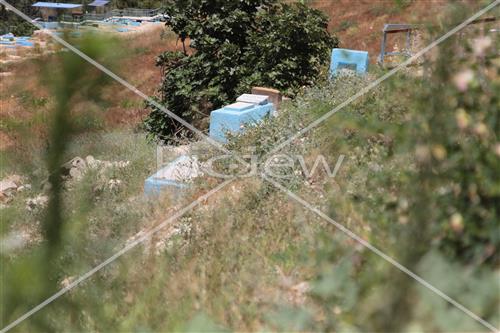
[0,1,162,36]
[111,0,163,8]
[409,33,499,265]
[0,2,37,36]
[145,0,338,142]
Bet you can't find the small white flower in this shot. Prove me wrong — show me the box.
[453,69,474,92]
[471,36,492,57]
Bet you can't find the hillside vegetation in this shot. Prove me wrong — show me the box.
[1,1,499,332]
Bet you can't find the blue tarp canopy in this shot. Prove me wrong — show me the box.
[88,0,110,6]
[32,2,82,9]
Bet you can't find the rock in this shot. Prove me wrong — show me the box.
[7,174,22,185]
[0,192,12,204]
[0,179,18,193]
[26,195,49,211]
[0,174,23,193]
[17,184,31,192]
[60,276,75,289]
[69,167,83,180]
[115,161,130,168]
[0,174,24,204]
[108,179,122,191]
[61,157,86,176]
[85,155,98,168]
[70,157,86,170]
[41,156,131,189]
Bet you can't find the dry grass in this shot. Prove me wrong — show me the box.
[0,25,183,152]
[309,0,449,58]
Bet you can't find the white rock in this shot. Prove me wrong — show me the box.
[108,179,122,190]
[7,174,22,185]
[26,195,49,211]
[115,161,130,168]
[71,157,87,169]
[0,179,17,193]
[69,167,83,180]
[85,155,98,168]
[154,155,201,182]
[16,184,31,192]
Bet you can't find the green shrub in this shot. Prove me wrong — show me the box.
[145,0,338,143]
[407,33,499,265]
[0,3,36,36]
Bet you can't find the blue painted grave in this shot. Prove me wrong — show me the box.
[144,155,200,197]
[16,40,34,47]
[330,48,369,76]
[39,22,60,30]
[209,96,273,142]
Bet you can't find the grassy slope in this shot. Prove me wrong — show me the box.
[0,26,182,153]
[4,69,498,331]
[2,1,499,332]
[309,0,448,60]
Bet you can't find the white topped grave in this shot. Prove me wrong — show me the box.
[154,155,201,182]
[224,102,255,111]
[236,94,269,105]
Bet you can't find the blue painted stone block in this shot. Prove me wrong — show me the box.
[144,175,188,197]
[16,40,34,47]
[209,102,273,142]
[144,155,198,197]
[330,48,369,76]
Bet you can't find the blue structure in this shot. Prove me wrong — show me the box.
[330,48,369,76]
[38,22,60,29]
[209,101,273,142]
[1,34,34,47]
[88,0,110,7]
[32,2,83,9]
[144,173,188,197]
[144,155,197,197]
[16,40,34,47]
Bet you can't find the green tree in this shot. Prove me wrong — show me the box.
[112,0,163,8]
[0,2,37,36]
[145,0,338,142]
